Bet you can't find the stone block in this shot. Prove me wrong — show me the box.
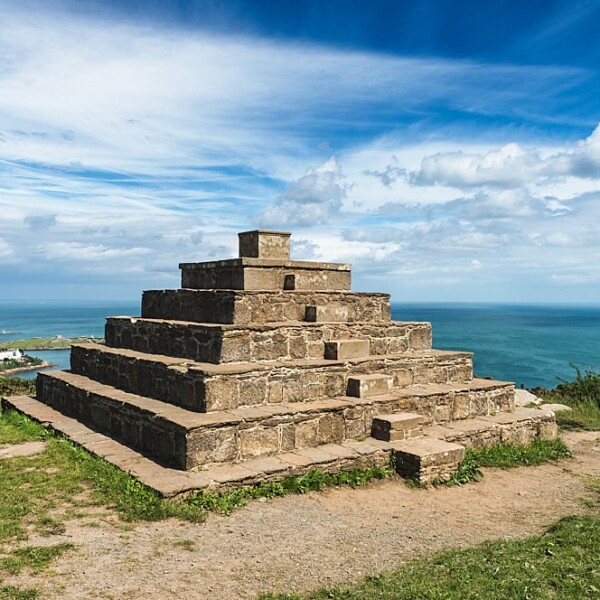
[305,304,350,323]
[347,374,393,398]
[295,419,319,448]
[324,339,370,360]
[238,230,291,259]
[239,426,280,459]
[392,438,465,484]
[371,412,424,441]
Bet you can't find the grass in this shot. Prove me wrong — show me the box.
[0,379,35,401]
[434,438,572,487]
[467,437,571,469]
[0,404,396,542]
[555,402,600,431]
[533,365,600,431]
[0,586,39,599]
[0,543,74,575]
[258,514,600,599]
[0,337,102,352]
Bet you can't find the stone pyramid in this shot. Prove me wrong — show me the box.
[3,230,557,496]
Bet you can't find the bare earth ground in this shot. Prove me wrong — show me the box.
[4,430,600,599]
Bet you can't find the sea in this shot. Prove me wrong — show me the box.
[1,300,599,389]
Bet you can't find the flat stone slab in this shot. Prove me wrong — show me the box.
[0,441,47,459]
[540,403,572,413]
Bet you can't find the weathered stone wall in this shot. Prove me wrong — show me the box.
[104,318,432,364]
[181,264,351,291]
[141,289,391,324]
[36,370,515,470]
[70,343,473,412]
[199,352,473,411]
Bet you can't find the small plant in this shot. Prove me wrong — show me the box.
[533,365,600,431]
[555,364,600,407]
[183,464,396,516]
[172,539,196,551]
[446,452,483,486]
[471,438,571,469]
[426,439,571,489]
[0,586,39,600]
[0,377,36,398]
[0,543,75,575]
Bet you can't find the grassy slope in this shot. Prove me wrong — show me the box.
[0,337,102,351]
[260,514,600,600]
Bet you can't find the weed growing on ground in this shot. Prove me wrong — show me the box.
[446,451,483,485]
[438,439,570,487]
[556,402,600,431]
[471,438,571,468]
[533,365,600,431]
[0,410,47,445]
[0,379,35,399]
[0,543,74,575]
[0,586,39,600]
[259,514,600,599]
[183,464,396,515]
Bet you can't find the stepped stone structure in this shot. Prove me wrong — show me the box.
[2,230,558,496]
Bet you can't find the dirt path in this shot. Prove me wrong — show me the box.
[7,431,600,599]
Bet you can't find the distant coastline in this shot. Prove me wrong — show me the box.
[0,336,104,351]
[0,360,55,376]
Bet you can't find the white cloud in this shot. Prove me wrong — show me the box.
[40,242,151,263]
[0,2,597,301]
[259,158,348,227]
[406,125,600,191]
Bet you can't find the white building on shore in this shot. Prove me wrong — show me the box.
[0,349,23,361]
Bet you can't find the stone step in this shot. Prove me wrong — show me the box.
[70,343,474,412]
[0,394,394,498]
[371,412,425,441]
[2,396,557,496]
[104,317,432,364]
[142,290,390,325]
[391,438,465,484]
[347,374,394,398]
[423,407,558,448]
[403,380,515,423]
[324,339,370,360]
[34,371,422,470]
[179,257,352,291]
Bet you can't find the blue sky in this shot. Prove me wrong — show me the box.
[1,0,599,303]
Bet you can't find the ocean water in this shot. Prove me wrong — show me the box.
[1,300,599,389]
[392,303,600,389]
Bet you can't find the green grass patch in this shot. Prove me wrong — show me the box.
[0,407,396,542]
[555,402,600,431]
[533,365,600,431]
[0,378,35,400]
[259,514,600,599]
[444,438,571,486]
[0,586,38,600]
[470,438,571,468]
[183,464,396,516]
[0,543,74,575]
[0,410,47,446]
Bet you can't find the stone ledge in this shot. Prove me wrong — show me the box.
[0,395,392,497]
[2,395,558,496]
[179,258,351,271]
